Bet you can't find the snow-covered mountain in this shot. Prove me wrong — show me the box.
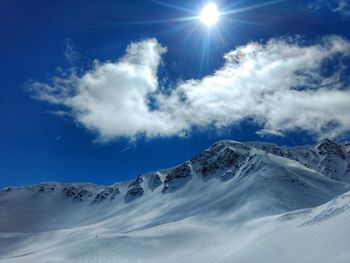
[1,139,350,262]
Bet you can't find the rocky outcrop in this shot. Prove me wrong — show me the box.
[148,172,162,191]
[73,189,93,201]
[317,139,346,159]
[63,186,80,198]
[63,186,93,201]
[162,162,192,193]
[126,176,144,197]
[191,142,248,179]
[94,186,120,203]
[28,183,58,192]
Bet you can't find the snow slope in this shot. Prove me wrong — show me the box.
[1,139,350,262]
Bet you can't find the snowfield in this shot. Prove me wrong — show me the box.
[1,139,350,262]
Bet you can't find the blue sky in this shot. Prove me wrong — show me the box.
[1,0,350,187]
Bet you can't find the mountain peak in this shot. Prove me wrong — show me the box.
[1,139,350,262]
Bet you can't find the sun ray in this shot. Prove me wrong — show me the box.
[183,24,201,43]
[123,16,199,25]
[221,0,284,16]
[155,21,194,37]
[151,0,195,14]
[222,17,265,27]
[213,26,225,47]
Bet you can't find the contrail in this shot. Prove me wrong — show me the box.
[118,146,131,154]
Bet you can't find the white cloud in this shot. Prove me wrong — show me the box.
[30,36,350,141]
[312,0,350,17]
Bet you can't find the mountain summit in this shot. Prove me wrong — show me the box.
[1,139,350,262]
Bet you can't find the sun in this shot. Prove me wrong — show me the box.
[200,2,220,27]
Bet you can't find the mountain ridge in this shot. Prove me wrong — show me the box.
[3,138,350,192]
[1,139,350,262]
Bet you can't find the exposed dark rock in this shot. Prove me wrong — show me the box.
[126,187,144,196]
[162,162,192,193]
[191,144,247,178]
[200,162,220,177]
[217,147,244,168]
[164,163,192,184]
[27,183,58,193]
[126,176,144,198]
[317,139,346,159]
[73,189,93,201]
[128,176,144,188]
[63,186,79,198]
[148,172,162,191]
[94,186,120,203]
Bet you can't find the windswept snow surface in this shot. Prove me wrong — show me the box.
[1,140,350,262]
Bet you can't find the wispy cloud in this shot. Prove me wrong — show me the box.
[29,36,350,141]
[334,0,350,16]
[311,0,350,17]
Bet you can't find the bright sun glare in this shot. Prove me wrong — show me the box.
[200,2,220,27]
